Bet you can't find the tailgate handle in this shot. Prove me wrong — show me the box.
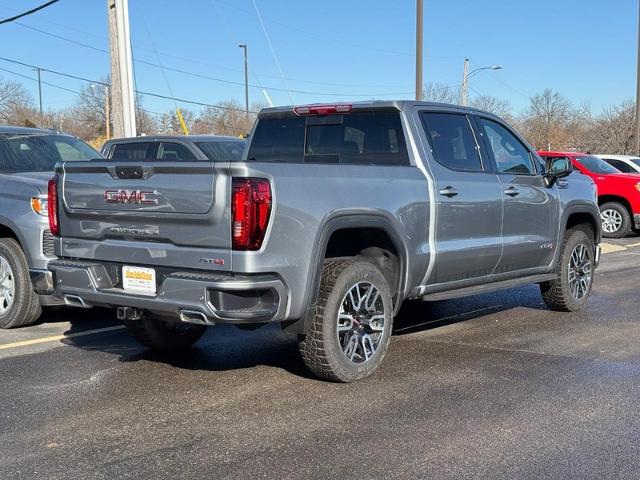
[115,166,144,179]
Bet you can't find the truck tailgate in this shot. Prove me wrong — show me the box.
[56,160,232,270]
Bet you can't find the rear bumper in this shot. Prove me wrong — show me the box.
[48,259,288,324]
[30,268,66,306]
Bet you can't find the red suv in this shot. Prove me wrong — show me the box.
[539,151,640,238]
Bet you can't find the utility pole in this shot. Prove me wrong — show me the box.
[415,0,423,101]
[104,85,111,140]
[460,58,469,106]
[636,0,640,155]
[238,44,249,120]
[35,67,43,121]
[107,0,136,138]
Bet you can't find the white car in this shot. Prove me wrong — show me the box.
[598,154,640,174]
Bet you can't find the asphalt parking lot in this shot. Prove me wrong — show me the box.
[2,238,640,479]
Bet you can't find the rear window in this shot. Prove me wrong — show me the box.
[195,140,246,161]
[111,142,152,160]
[0,133,99,172]
[247,111,409,165]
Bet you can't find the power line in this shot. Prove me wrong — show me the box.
[11,17,414,89]
[0,56,259,114]
[7,17,413,96]
[0,65,255,136]
[250,0,294,104]
[0,0,59,25]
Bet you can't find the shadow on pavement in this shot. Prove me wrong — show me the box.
[57,284,548,377]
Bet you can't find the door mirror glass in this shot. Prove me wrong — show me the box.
[546,156,572,176]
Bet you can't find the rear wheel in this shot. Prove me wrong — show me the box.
[299,258,393,383]
[600,202,630,238]
[0,238,42,329]
[124,314,207,351]
[541,228,595,312]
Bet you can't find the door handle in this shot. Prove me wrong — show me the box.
[439,186,458,197]
[504,187,520,197]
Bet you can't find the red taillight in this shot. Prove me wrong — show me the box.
[232,178,272,250]
[293,104,352,116]
[47,177,59,236]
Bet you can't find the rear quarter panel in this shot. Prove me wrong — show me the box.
[229,161,430,319]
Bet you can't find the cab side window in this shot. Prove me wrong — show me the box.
[420,112,483,172]
[478,118,534,174]
[605,159,632,173]
[111,142,152,160]
[157,142,196,161]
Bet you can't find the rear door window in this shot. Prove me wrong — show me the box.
[247,111,409,165]
[111,142,153,160]
[420,112,483,172]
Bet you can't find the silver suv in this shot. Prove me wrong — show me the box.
[0,127,100,328]
[48,102,601,382]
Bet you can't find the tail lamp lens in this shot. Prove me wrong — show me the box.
[47,177,59,236]
[232,178,272,250]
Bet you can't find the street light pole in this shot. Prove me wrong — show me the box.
[238,44,249,119]
[460,60,503,106]
[460,58,469,106]
[415,0,423,101]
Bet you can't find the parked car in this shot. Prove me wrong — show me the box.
[49,102,601,382]
[101,135,246,161]
[597,154,640,175]
[539,151,640,238]
[0,126,101,328]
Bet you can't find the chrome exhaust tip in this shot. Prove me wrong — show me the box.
[179,310,213,325]
[63,295,89,308]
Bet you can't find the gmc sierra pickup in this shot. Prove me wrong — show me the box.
[48,101,602,382]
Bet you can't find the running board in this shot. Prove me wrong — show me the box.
[421,274,557,302]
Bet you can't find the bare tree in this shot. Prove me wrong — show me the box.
[0,77,37,126]
[470,95,513,120]
[579,101,636,154]
[520,89,573,150]
[193,100,260,136]
[422,82,459,104]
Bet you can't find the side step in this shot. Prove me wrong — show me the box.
[421,273,557,302]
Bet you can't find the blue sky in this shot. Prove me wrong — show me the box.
[0,0,636,116]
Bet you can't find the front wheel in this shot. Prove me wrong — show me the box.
[299,258,393,383]
[124,314,207,351]
[600,202,631,238]
[541,228,595,312]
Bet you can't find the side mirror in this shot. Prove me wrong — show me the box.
[543,157,572,187]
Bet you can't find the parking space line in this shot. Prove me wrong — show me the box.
[0,325,125,351]
[601,243,627,254]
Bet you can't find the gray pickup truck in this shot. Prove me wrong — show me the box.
[0,127,100,328]
[48,101,601,382]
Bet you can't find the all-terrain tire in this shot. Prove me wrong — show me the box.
[299,258,393,383]
[124,314,207,351]
[541,228,595,312]
[599,202,631,238]
[0,238,42,328]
